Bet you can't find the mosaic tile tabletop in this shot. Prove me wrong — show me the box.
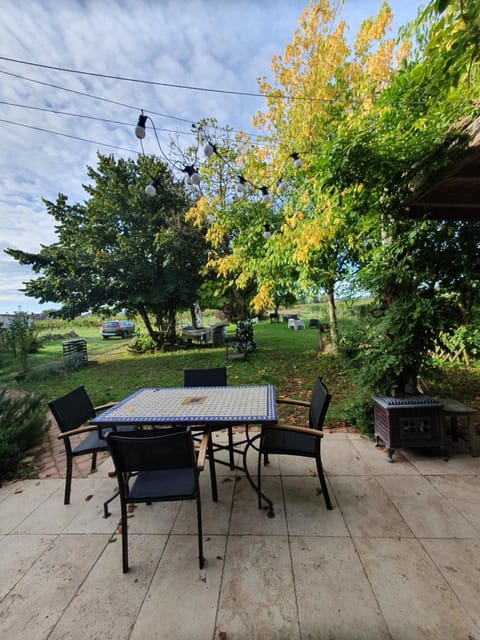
[91,385,277,425]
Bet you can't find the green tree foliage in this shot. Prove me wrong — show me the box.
[326,2,480,394]
[0,389,49,481]
[2,312,40,372]
[5,154,208,346]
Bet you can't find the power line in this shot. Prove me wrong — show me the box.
[0,69,191,123]
[0,118,140,154]
[0,100,195,137]
[0,68,267,139]
[0,56,275,99]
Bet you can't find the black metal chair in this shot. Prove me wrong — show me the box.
[184,367,235,470]
[106,427,208,572]
[49,385,119,505]
[258,377,332,511]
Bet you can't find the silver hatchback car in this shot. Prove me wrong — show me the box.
[100,320,136,339]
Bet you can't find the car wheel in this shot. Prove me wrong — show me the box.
[102,335,109,339]
[122,331,128,338]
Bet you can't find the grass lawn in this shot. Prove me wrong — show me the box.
[2,309,479,432]
[2,318,350,427]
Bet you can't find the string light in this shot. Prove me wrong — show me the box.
[136,111,303,204]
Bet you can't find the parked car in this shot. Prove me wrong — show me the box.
[100,320,136,339]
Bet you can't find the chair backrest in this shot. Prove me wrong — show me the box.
[184,367,227,387]
[48,385,96,433]
[106,428,195,474]
[309,378,331,430]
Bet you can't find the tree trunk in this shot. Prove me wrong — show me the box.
[137,306,160,344]
[327,288,338,349]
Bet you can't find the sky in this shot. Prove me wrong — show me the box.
[0,0,424,314]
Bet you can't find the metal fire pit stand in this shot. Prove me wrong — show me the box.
[372,395,444,462]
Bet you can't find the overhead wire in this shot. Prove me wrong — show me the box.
[0,68,268,140]
[0,56,317,101]
[0,118,140,154]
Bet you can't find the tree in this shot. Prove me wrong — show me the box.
[324,1,480,394]
[246,0,407,345]
[2,312,39,373]
[5,154,207,347]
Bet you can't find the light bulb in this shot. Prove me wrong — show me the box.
[261,188,271,204]
[263,225,272,239]
[145,184,156,197]
[236,182,245,194]
[186,175,193,185]
[291,153,302,169]
[190,172,201,185]
[135,115,148,139]
[278,181,287,194]
[203,142,214,157]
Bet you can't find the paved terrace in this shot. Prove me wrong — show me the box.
[1,431,480,640]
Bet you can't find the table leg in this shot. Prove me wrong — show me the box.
[242,429,274,518]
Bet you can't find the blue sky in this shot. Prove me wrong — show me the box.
[0,0,423,314]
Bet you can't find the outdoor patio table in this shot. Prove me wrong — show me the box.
[91,385,278,510]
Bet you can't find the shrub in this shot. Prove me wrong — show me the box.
[128,329,156,354]
[0,389,49,482]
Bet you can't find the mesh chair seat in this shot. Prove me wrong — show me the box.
[128,468,196,500]
[72,430,109,455]
[262,429,317,457]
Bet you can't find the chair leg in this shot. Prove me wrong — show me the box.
[91,451,97,472]
[121,502,129,573]
[257,446,263,510]
[316,456,332,510]
[196,493,204,569]
[207,435,218,502]
[228,426,235,470]
[64,455,73,505]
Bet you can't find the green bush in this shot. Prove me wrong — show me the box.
[128,329,156,354]
[0,389,49,482]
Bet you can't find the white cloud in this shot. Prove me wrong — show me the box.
[0,0,422,313]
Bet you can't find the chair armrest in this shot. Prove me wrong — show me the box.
[196,432,210,471]
[57,424,103,440]
[263,423,323,438]
[276,398,310,408]
[94,401,117,412]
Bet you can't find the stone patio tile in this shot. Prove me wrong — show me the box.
[0,533,55,600]
[290,536,391,639]
[350,436,420,475]
[401,448,479,475]
[229,475,287,535]
[283,476,349,536]
[58,477,120,535]
[277,453,321,477]
[11,483,89,534]
[426,474,480,533]
[421,538,480,630]
[0,479,63,534]
[121,500,181,535]
[48,534,167,640]
[355,537,480,640]
[377,475,479,538]
[215,535,300,640]
[130,534,226,640]
[322,438,372,476]
[0,533,107,640]
[330,475,415,538]
[173,473,234,536]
